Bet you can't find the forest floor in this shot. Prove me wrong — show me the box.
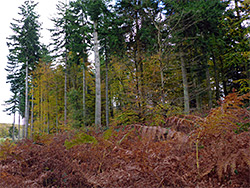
[0,93,250,188]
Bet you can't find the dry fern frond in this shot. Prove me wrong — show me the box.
[189,93,250,183]
[164,115,198,134]
[193,92,250,138]
[141,126,168,141]
[216,147,250,181]
[127,124,168,142]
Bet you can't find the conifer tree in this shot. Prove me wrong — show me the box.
[51,0,93,127]
[114,0,159,115]
[6,0,41,138]
[163,0,229,113]
[97,1,123,126]
[50,1,71,126]
[86,0,107,128]
[67,0,91,126]
[218,0,250,94]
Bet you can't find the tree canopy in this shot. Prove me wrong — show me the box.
[4,0,250,134]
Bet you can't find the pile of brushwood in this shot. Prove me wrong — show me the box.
[0,93,249,188]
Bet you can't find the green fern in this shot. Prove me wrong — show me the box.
[0,140,16,160]
[64,133,97,149]
[103,128,115,140]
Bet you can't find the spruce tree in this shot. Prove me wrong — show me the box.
[50,0,92,127]
[67,0,91,126]
[86,0,107,128]
[50,1,71,126]
[6,0,41,138]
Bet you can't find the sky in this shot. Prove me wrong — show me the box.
[0,0,60,124]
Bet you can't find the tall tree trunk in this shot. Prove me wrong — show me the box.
[135,10,141,110]
[22,123,25,138]
[31,86,34,136]
[40,89,43,133]
[18,111,20,140]
[202,47,212,109]
[56,86,59,133]
[212,52,220,100]
[64,54,67,126]
[206,64,212,109]
[12,112,16,141]
[135,60,140,109]
[110,99,114,119]
[193,77,201,112]
[82,6,86,127]
[160,62,165,105]
[47,97,50,134]
[24,61,29,138]
[82,56,86,126]
[139,61,145,112]
[105,55,109,127]
[94,21,101,128]
[180,51,190,114]
[153,19,165,104]
[18,95,21,140]
[220,57,228,96]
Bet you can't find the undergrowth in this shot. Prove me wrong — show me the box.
[0,92,249,188]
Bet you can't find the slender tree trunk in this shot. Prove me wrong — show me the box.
[12,112,16,141]
[18,95,21,140]
[154,19,165,104]
[193,77,201,112]
[105,56,109,127]
[43,93,46,132]
[134,11,141,110]
[160,62,165,105]
[64,54,67,126]
[220,57,228,96]
[180,51,190,114]
[56,88,59,133]
[82,56,86,126]
[40,89,43,133]
[212,52,220,100]
[22,123,25,139]
[94,21,101,128]
[135,60,140,109]
[110,99,114,119]
[18,111,20,140]
[202,46,212,109]
[82,6,86,127]
[206,64,212,109]
[47,97,50,134]
[139,61,145,111]
[248,55,250,107]
[25,61,29,138]
[31,86,34,136]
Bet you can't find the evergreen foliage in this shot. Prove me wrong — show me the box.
[5,0,42,138]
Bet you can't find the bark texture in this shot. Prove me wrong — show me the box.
[94,21,101,128]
